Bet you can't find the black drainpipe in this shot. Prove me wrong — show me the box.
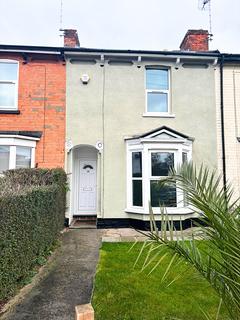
[220,55,227,191]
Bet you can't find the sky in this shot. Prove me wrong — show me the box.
[0,0,239,53]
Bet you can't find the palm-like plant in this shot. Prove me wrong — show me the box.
[141,163,240,320]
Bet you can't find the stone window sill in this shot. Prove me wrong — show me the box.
[142,112,175,118]
[0,110,20,115]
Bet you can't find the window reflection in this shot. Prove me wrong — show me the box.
[150,181,177,207]
[16,146,31,169]
[0,146,10,172]
[151,152,174,176]
[132,152,142,177]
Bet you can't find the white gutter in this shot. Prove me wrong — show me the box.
[64,51,218,61]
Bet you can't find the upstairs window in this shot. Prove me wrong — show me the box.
[0,60,18,110]
[146,68,169,114]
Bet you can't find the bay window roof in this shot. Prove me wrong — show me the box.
[125,126,194,142]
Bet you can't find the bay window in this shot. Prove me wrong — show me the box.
[126,127,193,214]
[0,135,38,173]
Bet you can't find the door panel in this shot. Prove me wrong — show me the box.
[77,159,97,214]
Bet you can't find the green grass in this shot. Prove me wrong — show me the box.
[92,242,230,320]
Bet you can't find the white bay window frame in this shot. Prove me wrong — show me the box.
[127,147,144,213]
[126,128,192,215]
[0,135,39,172]
[149,149,178,208]
[131,150,143,207]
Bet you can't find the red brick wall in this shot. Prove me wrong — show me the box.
[0,53,66,168]
[180,30,209,51]
[63,29,80,47]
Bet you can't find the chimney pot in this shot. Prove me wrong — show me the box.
[180,29,209,51]
[62,29,80,48]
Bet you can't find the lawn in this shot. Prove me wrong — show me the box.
[92,242,230,320]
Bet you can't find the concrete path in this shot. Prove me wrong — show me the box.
[4,229,102,320]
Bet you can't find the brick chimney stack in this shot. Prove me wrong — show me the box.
[180,29,209,51]
[63,29,80,48]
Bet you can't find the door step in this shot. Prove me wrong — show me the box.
[69,216,97,229]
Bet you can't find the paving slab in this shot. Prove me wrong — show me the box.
[3,229,102,320]
[101,227,205,242]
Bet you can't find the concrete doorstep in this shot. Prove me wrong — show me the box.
[75,304,94,320]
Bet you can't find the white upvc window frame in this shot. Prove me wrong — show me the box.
[149,149,178,208]
[0,136,38,173]
[130,149,144,209]
[145,67,171,117]
[126,130,192,215]
[0,59,19,110]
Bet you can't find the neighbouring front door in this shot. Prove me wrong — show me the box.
[77,159,97,214]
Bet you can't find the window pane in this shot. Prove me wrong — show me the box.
[132,180,143,206]
[182,152,188,163]
[0,83,15,107]
[150,180,176,207]
[0,62,18,81]
[147,92,168,112]
[182,152,188,206]
[0,146,10,172]
[132,152,142,177]
[146,69,168,90]
[151,152,174,176]
[16,146,31,169]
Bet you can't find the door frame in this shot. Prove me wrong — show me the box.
[72,145,98,216]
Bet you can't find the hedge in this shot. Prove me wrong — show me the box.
[0,168,67,300]
[3,168,67,188]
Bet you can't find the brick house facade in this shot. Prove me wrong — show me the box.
[0,48,65,170]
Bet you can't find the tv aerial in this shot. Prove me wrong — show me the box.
[59,0,64,37]
[198,0,213,41]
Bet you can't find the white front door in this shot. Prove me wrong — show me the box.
[77,159,97,214]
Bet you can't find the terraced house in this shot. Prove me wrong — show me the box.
[0,45,65,171]
[1,30,237,229]
[215,53,240,199]
[63,29,221,228]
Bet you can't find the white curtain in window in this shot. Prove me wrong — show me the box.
[0,146,10,172]
[16,146,31,168]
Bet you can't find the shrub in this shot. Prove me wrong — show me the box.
[3,167,67,188]
[0,168,67,300]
